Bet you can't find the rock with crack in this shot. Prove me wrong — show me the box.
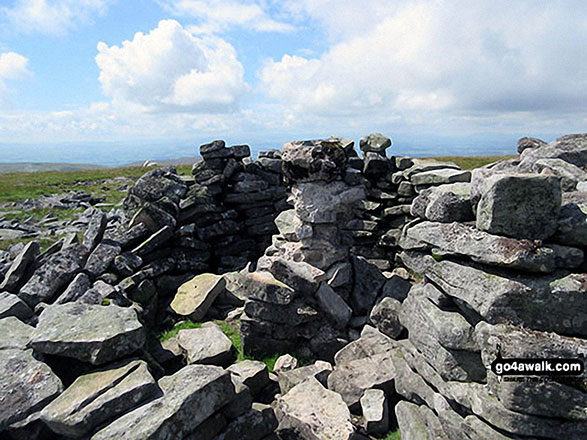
[170,273,226,321]
[395,401,449,440]
[30,302,145,365]
[91,365,236,440]
[177,323,235,367]
[0,348,63,430]
[275,377,355,440]
[369,297,403,339]
[40,360,158,438]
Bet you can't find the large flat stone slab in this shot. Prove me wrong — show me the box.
[0,291,33,320]
[177,324,235,366]
[170,273,226,321]
[91,365,236,440]
[0,316,34,350]
[30,303,145,365]
[41,360,158,438]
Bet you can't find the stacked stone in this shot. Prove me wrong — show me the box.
[191,140,286,273]
[387,133,587,439]
[240,138,367,360]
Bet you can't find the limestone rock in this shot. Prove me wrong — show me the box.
[350,255,385,315]
[40,360,157,438]
[552,200,587,247]
[177,323,235,366]
[405,221,558,272]
[216,404,278,440]
[369,297,403,339]
[268,257,326,294]
[360,389,388,435]
[0,291,33,320]
[518,133,587,171]
[359,133,391,155]
[334,329,395,365]
[170,273,226,321]
[517,136,547,154]
[411,183,473,223]
[411,168,471,186]
[531,158,587,191]
[91,365,236,440]
[275,377,355,440]
[274,354,298,373]
[278,361,333,394]
[19,244,88,307]
[281,139,348,182]
[475,173,561,240]
[31,302,145,365]
[0,349,63,430]
[395,401,449,440]
[0,316,34,350]
[274,209,301,241]
[227,360,270,397]
[0,241,39,292]
[316,283,352,328]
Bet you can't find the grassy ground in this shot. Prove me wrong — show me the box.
[428,155,517,170]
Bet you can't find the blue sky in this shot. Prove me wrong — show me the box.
[0,0,586,165]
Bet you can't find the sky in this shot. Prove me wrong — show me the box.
[0,0,586,165]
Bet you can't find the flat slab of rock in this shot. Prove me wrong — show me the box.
[227,360,270,396]
[19,244,88,307]
[170,273,226,321]
[405,221,558,272]
[316,283,352,328]
[30,303,145,365]
[334,329,395,365]
[360,389,388,435]
[411,168,471,186]
[0,241,39,291]
[177,323,234,366]
[41,360,158,438]
[0,316,34,350]
[91,365,236,440]
[0,349,63,429]
[395,401,449,440]
[278,361,333,394]
[475,173,561,240]
[0,291,33,320]
[552,200,587,247]
[275,377,355,440]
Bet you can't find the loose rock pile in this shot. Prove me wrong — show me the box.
[0,133,585,439]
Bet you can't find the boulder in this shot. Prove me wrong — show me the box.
[0,349,63,429]
[411,168,471,186]
[216,404,278,440]
[40,360,158,438]
[517,136,547,154]
[395,401,449,440]
[359,133,391,155]
[177,323,235,366]
[170,273,226,321]
[281,139,348,182]
[91,365,236,440]
[84,240,122,278]
[227,360,270,397]
[405,221,558,272]
[531,158,587,191]
[360,389,389,435]
[327,351,395,409]
[82,212,107,252]
[275,377,355,440]
[278,361,333,394]
[350,256,385,314]
[0,316,34,350]
[268,257,326,294]
[19,244,88,307]
[54,273,92,304]
[334,329,395,365]
[316,283,352,328]
[518,133,587,170]
[369,297,403,339]
[30,302,145,365]
[411,183,473,223]
[0,241,39,292]
[552,200,587,247]
[475,173,561,239]
[0,291,33,320]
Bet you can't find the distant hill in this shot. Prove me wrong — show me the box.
[122,156,200,167]
[0,162,106,173]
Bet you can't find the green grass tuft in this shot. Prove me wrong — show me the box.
[426,155,517,170]
[377,429,401,440]
[158,320,203,342]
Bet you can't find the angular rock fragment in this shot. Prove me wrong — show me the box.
[84,240,122,278]
[0,291,33,320]
[278,361,333,394]
[0,241,39,292]
[369,297,403,339]
[170,273,226,321]
[360,389,388,435]
[411,168,471,186]
[31,302,145,365]
[216,404,278,440]
[316,283,352,328]
[177,323,235,366]
[227,360,270,397]
[0,316,34,350]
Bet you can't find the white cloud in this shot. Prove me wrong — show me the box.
[0,52,32,80]
[95,19,249,113]
[159,0,295,34]
[1,0,111,35]
[260,0,587,130]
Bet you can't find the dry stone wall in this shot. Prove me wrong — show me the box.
[0,132,585,439]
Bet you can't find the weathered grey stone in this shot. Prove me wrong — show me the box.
[327,351,395,409]
[411,168,471,186]
[350,256,385,314]
[40,360,157,438]
[369,297,403,339]
[0,349,63,430]
[334,329,395,365]
[177,324,234,366]
[131,225,174,257]
[395,401,448,440]
[363,152,390,175]
[405,221,558,272]
[83,212,107,252]
[227,360,270,396]
[425,256,587,336]
[519,133,587,171]
[281,139,348,182]
[517,136,547,154]
[269,257,326,294]
[360,389,388,435]
[19,244,88,307]
[552,200,587,247]
[326,262,352,289]
[275,377,354,440]
[0,291,32,320]
[476,173,561,240]
[547,243,585,269]
[170,273,226,321]
[531,158,587,191]
[221,373,252,419]
[274,209,301,241]
[404,159,459,178]
[31,302,145,365]
[0,241,39,291]
[274,354,298,373]
[381,274,411,302]
[316,283,352,328]
[290,181,365,224]
[360,133,391,155]
[91,365,236,440]
[0,316,34,350]
[411,183,473,223]
[240,271,297,305]
[217,404,278,440]
[84,240,122,278]
[278,361,333,394]
[54,273,92,304]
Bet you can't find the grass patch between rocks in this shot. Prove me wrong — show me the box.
[426,154,517,170]
[378,429,401,440]
[158,320,203,342]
